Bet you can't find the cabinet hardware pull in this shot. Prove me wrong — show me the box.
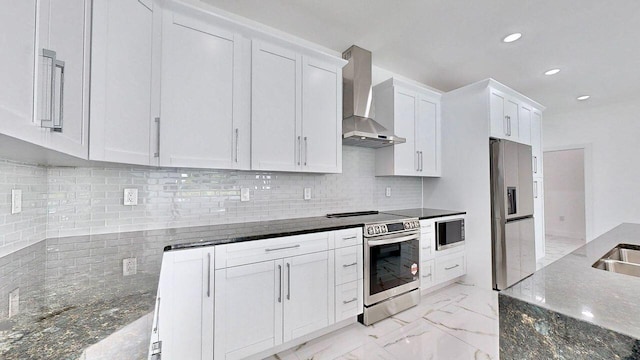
[534,181,538,198]
[420,151,424,171]
[422,273,432,278]
[154,117,161,158]
[207,253,211,298]
[533,156,537,173]
[235,128,239,163]
[343,297,357,304]
[297,136,301,165]
[304,136,308,166]
[53,60,65,132]
[265,244,301,252]
[508,116,512,136]
[416,151,420,171]
[342,236,357,240]
[286,263,291,300]
[445,264,460,270]
[342,262,357,268]
[40,49,57,130]
[153,297,161,334]
[277,265,282,303]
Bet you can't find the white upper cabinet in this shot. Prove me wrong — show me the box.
[90,0,158,166]
[251,41,301,172]
[301,57,342,173]
[159,9,250,169]
[37,0,91,158]
[490,89,519,141]
[252,40,344,173]
[374,78,442,177]
[0,0,43,145]
[531,110,543,178]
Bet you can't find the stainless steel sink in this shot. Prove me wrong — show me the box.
[593,244,640,278]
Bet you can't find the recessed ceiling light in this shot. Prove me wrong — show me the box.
[577,95,590,101]
[544,68,560,76]
[503,33,522,43]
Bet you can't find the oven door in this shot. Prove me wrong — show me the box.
[364,231,420,306]
[436,218,465,251]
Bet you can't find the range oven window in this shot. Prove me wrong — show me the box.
[436,219,465,250]
[369,239,419,296]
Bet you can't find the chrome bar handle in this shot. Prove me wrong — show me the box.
[265,244,300,252]
[235,128,239,163]
[342,262,357,268]
[304,137,308,166]
[297,136,301,165]
[445,264,460,270]
[343,297,357,304]
[286,262,291,300]
[277,265,282,303]
[40,49,57,130]
[420,151,424,171]
[153,297,161,334]
[342,236,357,240]
[416,151,420,171]
[53,60,65,132]
[504,115,509,135]
[154,117,160,158]
[534,181,538,198]
[508,116,512,136]
[206,253,211,297]
[533,156,538,173]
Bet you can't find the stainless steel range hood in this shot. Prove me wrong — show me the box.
[342,45,405,148]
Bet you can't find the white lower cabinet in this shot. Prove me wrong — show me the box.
[151,247,214,360]
[335,280,363,322]
[420,259,435,289]
[419,217,467,291]
[435,252,466,284]
[534,178,546,260]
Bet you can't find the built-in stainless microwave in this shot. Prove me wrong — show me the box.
[435,218,465,251]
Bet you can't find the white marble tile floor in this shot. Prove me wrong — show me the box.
[265,282,499,360]
[537,234,585,269]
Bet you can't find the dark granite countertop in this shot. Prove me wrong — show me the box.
[165,208,466,251]
[500,223,640,339]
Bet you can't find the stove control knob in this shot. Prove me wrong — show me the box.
[367,226,374,235]
[414,220,420,228]
[380,225,387,233]
[404,222,410,229]
[374,225,381,234]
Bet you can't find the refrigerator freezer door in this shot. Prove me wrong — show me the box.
[493,217,536,290]
[498,140,534,220]
[517,143,534,217]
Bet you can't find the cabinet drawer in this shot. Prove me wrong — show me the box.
[335,245,363,285]
[334,228,362,248]
[435,253,466,284]
[335,280,363,322]
[215,232,330,269]
[420,232,435,261]
[419,220,434,233]
[419,260,435,289]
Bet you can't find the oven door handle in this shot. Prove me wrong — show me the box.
[367,233,419,247]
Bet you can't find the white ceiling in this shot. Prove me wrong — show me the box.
[201,0,640,114]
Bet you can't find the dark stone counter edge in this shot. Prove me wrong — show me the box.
[163,210,467,251]
[499,294,640,359]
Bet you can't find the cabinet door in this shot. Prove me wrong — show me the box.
[489,91,506,138]
[215,260,283,360]
[0,0,44,145]
[416,94,439,176]
[251,41,301,171]
[394,88,418,175]
[160,12,250,169]
[518,105,532,145]
[283,251,333,342]
[533,178,545,260]
[157,247,214,360]
[504,98,519,140]
[531,111,543,177]
[39,0,91,158]
[301,57,341,173]
[90,0,155,165]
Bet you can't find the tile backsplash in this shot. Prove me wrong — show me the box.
[1,146,422,256]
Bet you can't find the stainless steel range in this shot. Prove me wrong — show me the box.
[361,217,421,325]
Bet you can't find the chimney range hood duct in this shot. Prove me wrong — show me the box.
[342,45,405,148]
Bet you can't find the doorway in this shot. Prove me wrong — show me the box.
[543,148,586,264]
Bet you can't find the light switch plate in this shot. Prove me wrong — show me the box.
[123,188,138,206]
[123,258,137,276]
[385,187,392,197]
[303,188,312,200]
[8,288,19,317]
[240,188,250,202]
[11,189,22,214]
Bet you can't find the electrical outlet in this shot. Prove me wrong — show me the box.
[240,188,250,202]
[303,187,312,200]
[123,188,138,206]
[8,288,19,318]
[385,187,392,197]
[123,257,137,276]
[11,189,22,214]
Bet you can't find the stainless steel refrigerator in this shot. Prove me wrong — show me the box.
[490,139,536,290]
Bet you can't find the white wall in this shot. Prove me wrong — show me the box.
[544,98,640,240]
[543,149,586,240]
